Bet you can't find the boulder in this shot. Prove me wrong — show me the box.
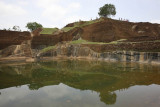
[0,45,17,57]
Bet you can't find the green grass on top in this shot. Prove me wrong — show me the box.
[61,27,75,32]
[40,46,56,53]
[74,18,103,27]
[70,39,106,44]
[70,39,127,45]
[40,28,59,34]
[62,18,104,32]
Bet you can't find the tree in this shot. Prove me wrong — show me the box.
[12,26,21,31]
[98,4,116,18]
[8,28,11,31]
[26,22,43,31]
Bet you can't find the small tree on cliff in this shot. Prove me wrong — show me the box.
[26,22,43,31]
[12,26,21,31]
[98,4,116,18]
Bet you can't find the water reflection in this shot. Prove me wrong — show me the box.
[0,60,160,107]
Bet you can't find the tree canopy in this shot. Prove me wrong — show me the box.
[26,22,43,31]
[98,4,116,18]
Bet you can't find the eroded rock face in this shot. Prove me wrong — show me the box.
[31,28,43,37]
[81,18,160,42]
[0,45,17,57]
[40,43,160,64]
[0,30,36,57]
[31,27,83,49]
[0,40,32,57]
[0,30,31,50]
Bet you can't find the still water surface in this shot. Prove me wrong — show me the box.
[0,60,160,107]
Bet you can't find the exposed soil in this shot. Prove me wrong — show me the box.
[81,18,160,42]
[0,30,31,49]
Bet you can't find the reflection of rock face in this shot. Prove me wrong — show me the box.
[41,43,160,64]
[1,60,160,105]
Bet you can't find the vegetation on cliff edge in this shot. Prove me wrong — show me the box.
[41,46,56,53]
[26,22,43,31]
[62,18,104,32]
[40,28,59,34]
[70,39,127,45]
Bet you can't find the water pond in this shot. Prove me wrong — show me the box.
[0,60,160,107]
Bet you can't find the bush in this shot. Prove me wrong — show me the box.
[26,22,43,31]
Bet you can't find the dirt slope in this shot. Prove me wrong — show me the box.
[0,30,31,49]
[81,18,160,42]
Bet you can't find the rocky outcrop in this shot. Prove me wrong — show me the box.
[0,29,36,57]
[40,43,160,64]
[0,40,32,57]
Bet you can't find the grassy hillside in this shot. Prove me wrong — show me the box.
[40,28,59,34]
[61,18,104,32]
